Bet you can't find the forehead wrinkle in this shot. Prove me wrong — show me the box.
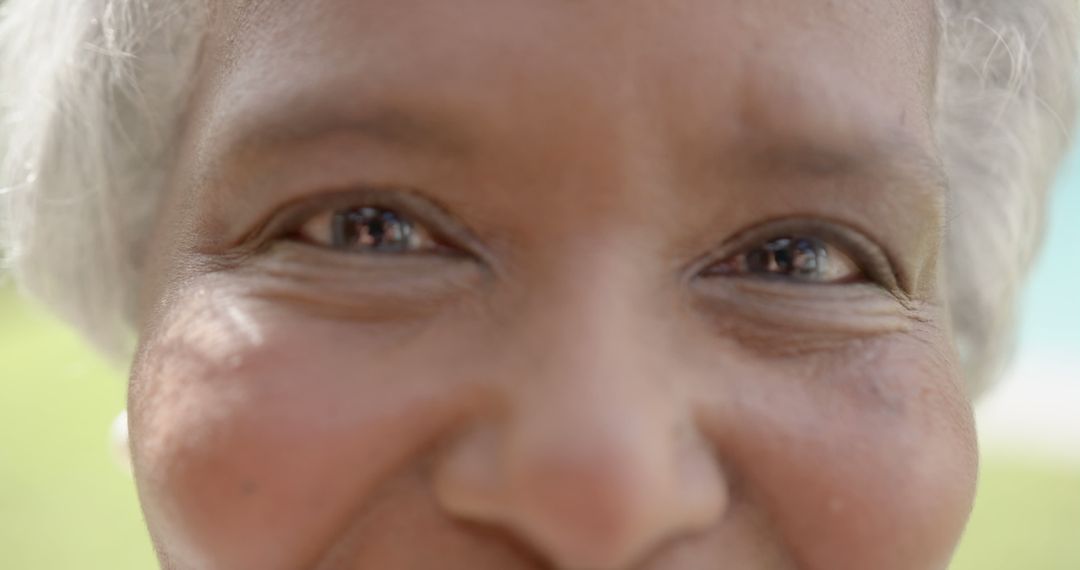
[207,0,311,66]
[214,0,278,25]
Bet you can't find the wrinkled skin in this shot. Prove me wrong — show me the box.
[130,1,978,568]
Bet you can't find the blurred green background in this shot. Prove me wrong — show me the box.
[1,147,1079,569]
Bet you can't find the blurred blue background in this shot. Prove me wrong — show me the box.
[974,139,1080,464]
[1021,145,1080,349]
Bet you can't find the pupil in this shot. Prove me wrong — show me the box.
[366,216,387,242]
[744,237,824,278]
[768,238,794,272]
[332,207,413,251]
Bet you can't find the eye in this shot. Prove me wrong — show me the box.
[296,206,439,253]
[702,236,862,283]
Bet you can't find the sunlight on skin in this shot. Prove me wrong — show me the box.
[128,1,977,568]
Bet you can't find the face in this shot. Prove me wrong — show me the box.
[129,1,977,568]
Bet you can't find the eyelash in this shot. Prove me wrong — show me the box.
[280,197,894,288]
[270,190,464,258]
[298,207,440,253]
[701,235,863,284]
[697,218,898,289]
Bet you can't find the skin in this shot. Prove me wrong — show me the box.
[129,0,978,568]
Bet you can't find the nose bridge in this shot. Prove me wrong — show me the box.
[504,250,673,445]
[435,255,727,568]
[506,267,675,491]
[515,246,659,395]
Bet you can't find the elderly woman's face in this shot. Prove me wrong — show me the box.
[130,0,976,568]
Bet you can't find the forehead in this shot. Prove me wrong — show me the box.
[203,0,939,140]
[217,0,938,63]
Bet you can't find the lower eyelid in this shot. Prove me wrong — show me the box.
[691,278,918,346]
[231,241,484,315]
[258,240,474,275]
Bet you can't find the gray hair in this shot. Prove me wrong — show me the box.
[1,0,1077,395]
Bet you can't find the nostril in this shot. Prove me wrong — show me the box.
[506,452,673,569]
[515,431,729,569]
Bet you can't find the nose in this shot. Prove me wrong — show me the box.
[434,292,728,569]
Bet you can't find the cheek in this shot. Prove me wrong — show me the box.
[128,290,467,569]
[700,328,977,570]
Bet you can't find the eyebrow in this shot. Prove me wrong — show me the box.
[735,128,950,288]
[219,103,475,163]
[741,126,948,187]
[733,128,951,224]
[218,102,947,182]
[204,97,949,262]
